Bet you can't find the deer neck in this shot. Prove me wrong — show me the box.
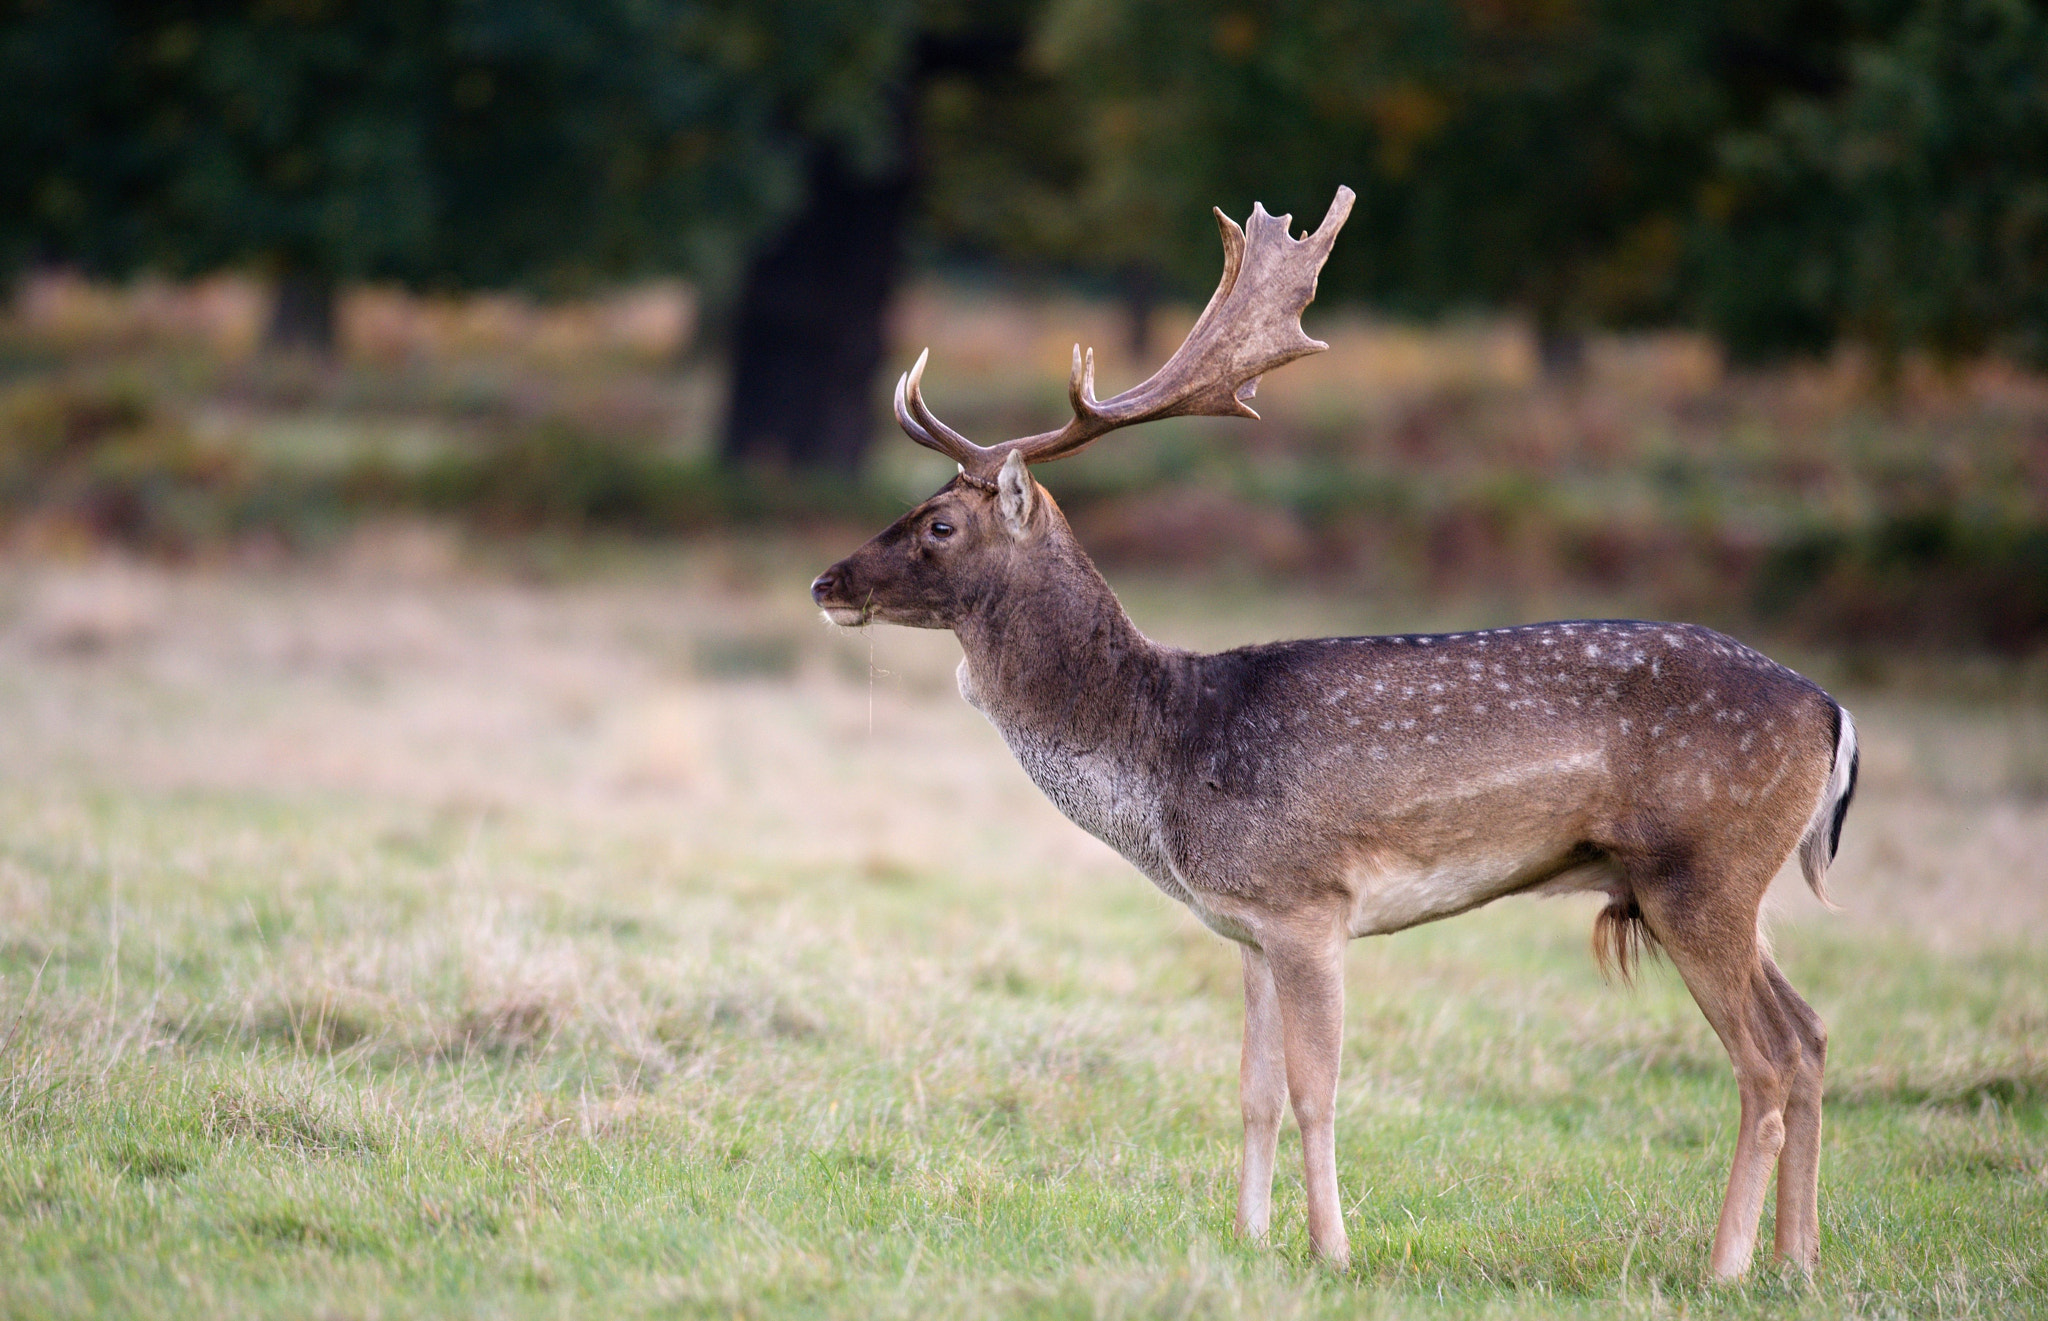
[951,546,1171,757]
[950,542,1193,898]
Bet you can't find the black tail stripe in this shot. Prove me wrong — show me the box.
[1828,743,1859,860]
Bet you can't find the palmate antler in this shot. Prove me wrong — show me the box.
[895,186,1355,488]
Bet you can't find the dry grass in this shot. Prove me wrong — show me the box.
[11,271,694,366]
[3,538,2040,941]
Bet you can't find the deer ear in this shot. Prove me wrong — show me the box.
[995,451,1037,538]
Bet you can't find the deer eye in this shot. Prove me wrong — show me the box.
[928,520,955,540]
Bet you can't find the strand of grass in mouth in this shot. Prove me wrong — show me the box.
[865,590,879,737]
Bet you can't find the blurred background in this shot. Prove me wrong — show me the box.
[1,8,2046,1312]
[0,0,2045,653]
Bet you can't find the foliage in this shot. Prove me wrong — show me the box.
[939,0,2048,368]
[6,0,2046,370]
[0,379,282,551]
[0,0,921,297]
[411,421,908,531]
[1700,0,2048,366]
[1008,2,1755,334]
[1755,511,2048,652]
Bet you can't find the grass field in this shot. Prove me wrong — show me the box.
[0,538,2044,1318]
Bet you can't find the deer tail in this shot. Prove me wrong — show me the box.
[1592,893,1657,985]
[1796,701,1858,910]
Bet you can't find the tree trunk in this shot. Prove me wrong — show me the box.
[1121,262,1158,362]
[719,146,914,474]
[1535,322,1587,382]
[1531,309,1589,387]
[717,28,1022,475]
[265,269,337,355]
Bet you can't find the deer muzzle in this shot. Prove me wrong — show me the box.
[810,567,870,626]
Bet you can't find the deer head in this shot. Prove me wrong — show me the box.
[812,187,1356,628]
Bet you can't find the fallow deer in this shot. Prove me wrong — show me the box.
[811,186,1857,1279]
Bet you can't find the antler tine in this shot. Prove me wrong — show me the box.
[893,348,994,474]
[987,185,1356,472]
[892,364,937,450]
[1062,341,1137,431]
[905,349,983,456]
[1067,343,1099,421]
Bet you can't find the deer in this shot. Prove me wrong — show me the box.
[810,186,1858,1280]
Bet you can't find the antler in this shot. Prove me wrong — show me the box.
[894,186,1355,486]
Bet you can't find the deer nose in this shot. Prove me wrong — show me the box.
[810,570,840,604]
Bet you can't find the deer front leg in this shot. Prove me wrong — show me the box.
[1235,944,1288,1239]
[1268,929,1350,1267]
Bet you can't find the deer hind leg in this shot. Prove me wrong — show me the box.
[1235,945,1289,1240]
[1763,958,1826,1273]
[1635,880,1803,1282]
[1266,928,1350,1267]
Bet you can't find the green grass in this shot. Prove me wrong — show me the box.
[0,556,2044,1318]
[3,785,2043,1318]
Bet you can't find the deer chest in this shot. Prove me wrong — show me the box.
[1001,731,1193,905]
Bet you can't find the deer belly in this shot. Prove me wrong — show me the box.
[1347,841,1618,937]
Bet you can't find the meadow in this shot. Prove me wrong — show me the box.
[0,537,2043,1319]
[1,279,2046,1317]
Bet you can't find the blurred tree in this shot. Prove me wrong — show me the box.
[0,0,908,357]
[1020,0,1829,375]
[1699,0,2048,370]
[718,8,1045,473]
[718,127,918,473]
[3,0,453,351]
[1030,0,2048,377]
[0,0,972,469]
[8,0,2045,473]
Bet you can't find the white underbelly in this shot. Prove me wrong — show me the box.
[1347,848,1618,937]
